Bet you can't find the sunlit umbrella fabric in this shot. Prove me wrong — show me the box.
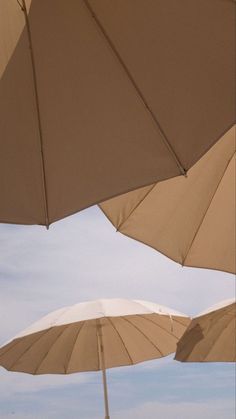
[175,299,236,362]
[0,0,235,226]
[100,126,236,274]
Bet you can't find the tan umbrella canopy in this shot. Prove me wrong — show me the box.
[0,0,235,227]
[0,298,189,418]
[100,126,236,274]
[175,299,236,363]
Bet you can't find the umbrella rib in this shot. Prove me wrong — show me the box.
[138,315,180,340]
[33,325,69,374]
[106,317,133,365]
[82,0,186,177]
[182,152,235,266]
[65,321,86,373]
[121,316,164,357]
[7,327,53,370]
[116,184,157,231]
[20,1,50,227]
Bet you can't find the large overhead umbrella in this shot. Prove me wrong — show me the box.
[0,1,235,227]
[100,126,236,274]
[0,298,189,418]
[175,299,236,362]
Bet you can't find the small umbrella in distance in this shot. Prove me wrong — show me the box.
[175,299,236,363]
[100,126,236,274]
[0,298,190,418]
[0,0,235,227]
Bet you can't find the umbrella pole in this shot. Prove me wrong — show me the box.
[101,359,110,419]
[97,321,110,419]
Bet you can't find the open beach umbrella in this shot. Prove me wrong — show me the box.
[100,126,236,274]
[0,0,235,227]
[0,298,189,418]
[175,299,236,362]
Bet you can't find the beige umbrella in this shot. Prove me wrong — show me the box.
[0,1,235,227]
[175,299,236,362]
[0,298,189,418]
[100,126,236,274]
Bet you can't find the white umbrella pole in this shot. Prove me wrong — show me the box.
[97,321,110,419]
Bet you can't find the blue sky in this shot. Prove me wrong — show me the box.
[0,206,235,418]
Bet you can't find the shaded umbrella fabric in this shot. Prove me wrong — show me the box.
[0,299,190,373]
[175,299,236,362]
[100,126,236,274]
[0,0,235,226]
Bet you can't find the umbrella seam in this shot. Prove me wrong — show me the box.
[181,151,235,266]
[106,317,133,365]
[20,1,50,228]
[7,327,53,370]
[0,338,31,359]
[82,0,186,176]
[65,321,86,373]
[138,315,185,340]
[121,316,164,357]
[116,184,157,231]
[33,325,69,374]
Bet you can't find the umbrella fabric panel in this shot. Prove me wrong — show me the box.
[100,126,236,273]
[1,0,235,226]
[175,301,236,362]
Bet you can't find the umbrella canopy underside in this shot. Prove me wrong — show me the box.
[0,0,235,226]
[0,299,189,373]
[175,299,236,362]
[100,126,236,274]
